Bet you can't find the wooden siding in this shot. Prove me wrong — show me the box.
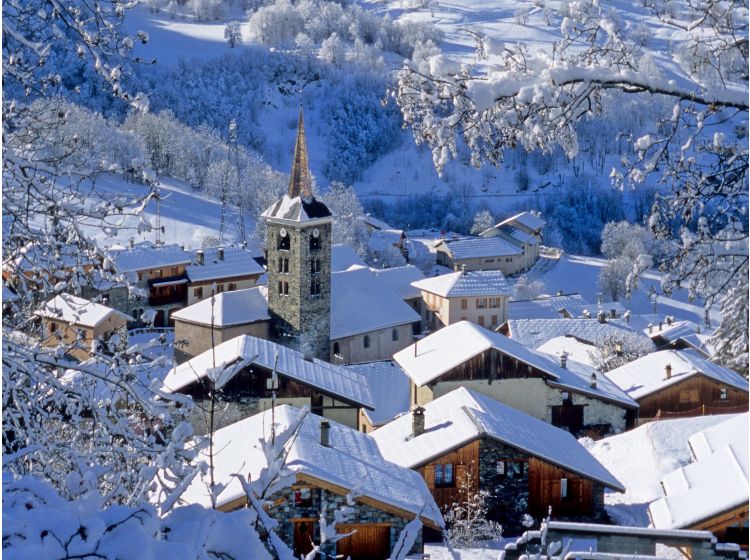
[528,458,595,518]
[637,374,748,419]
[417,440,480,514]
[336,524,391,560]
[438,348,550,383]
[689,504,749,549]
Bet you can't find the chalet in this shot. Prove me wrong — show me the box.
[605,349,748,421]
[371,264,426,322]
[179,405,444,559]
[171,286,270,363]
[107,240,192,327]
[330,266,421,364]
[185,246,265,306]
[479,211,546,272]
[396,321,639,434]
[649,414,748,549]
[162,334,374,431]
[344,360,411,433]
[412,268,512,331]
[371,388,625,534]
[36,294,130,361]
[435,236,524,275]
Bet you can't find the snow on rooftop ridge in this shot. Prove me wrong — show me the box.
[508,294,589,320]
[506,318,647,349]
[180,404,444,527]
[163,334,374,408]
[107,242,192,273]
[171,287,269,327]
[330,266,420,340]
[371,265,426,300]
[36,294,130,328]
[605,349,749,400]
[498,211,546,232]
[185,246,264,282]
[439,236,522,259]
[411,269,512,298]
[688,412,749,462]
[345,361,411,427]
[371,387,624,492]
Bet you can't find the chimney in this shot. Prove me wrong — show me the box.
[666,316,673,326]
[664,363,672,380]
[560,351,568,369]
[412,405,425,438]
[597,310,606,324]
[610,308,617,319]
[659,321,663,331]
[556,289,563,296]
[624,311,631,324]
[129,238,134,250]
[461,264,467,276]
[218,247,225,261]
[196,250,205,265]
[648,323,653,334]
[590,372,597,388]
[320,420,330,447]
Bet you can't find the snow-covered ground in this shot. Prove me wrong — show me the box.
[584,415,740,526]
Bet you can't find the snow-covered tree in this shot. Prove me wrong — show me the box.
[321,182,371,256]
[598,258,633,302]
[470,209,495,235]
[588,332,656,372]
[443,468,502,547]
[513,274,546,301]
[395,0,748,367]
[225,21,244,47]
[600,221,654,262]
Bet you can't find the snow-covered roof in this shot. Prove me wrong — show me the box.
[411,269,512,298]
[163,335,374,409]
[649,413,748,530]
[645,320,701,342]
[371,265,426,300]
[180,405,443,528]
[331,267,420,340]
[499,225,539,245]
[331,244,366,272]
[537,336,597,367]
[438,236,522,259]
[688,413,748,461]
[498,211,546,233]
[606,349,749,400]
[10,242,98,272]
[345,361,411,427]
[371,388,624,492]
[360,214,394,231]
[395,322,637,408]
[171,287,269,327]
[185,247,264,283]
[508,294,589,319]
[506,318,649,349]
[107,242,192,273]
[36,294,130,328]
[261,194,332,224]
[368,230,405,253]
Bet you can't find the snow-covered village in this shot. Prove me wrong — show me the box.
[2,0,748,557]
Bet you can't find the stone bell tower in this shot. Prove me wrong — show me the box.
[262,108,332,359]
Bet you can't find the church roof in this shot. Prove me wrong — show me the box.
[262,108,331,224]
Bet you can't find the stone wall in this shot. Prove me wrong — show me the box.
[267,484,423,557]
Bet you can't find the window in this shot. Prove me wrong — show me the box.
[49,322,57,333]
[278,235,290,251]
[310,234,321,251]
[460,316,467,321]
[194,287,203,299]
[293,487,313,507]
[720,387,728,400]
[484,258,495,263]
[310,277,321,296]
[228,283,237,291]
[311,259,321,274]
[560,478,569,499]
[153,269,163,278]
[216,284,224,294]
[392,328,399,342]
[505,257,513,262]
[461,299,467,310]
[278,281,289,296]
[476,298,487,309]
[489,297,501,308]
[137,272,143,281]
[478,315,485,326]
[498,461,524,479]
[333,342,341,356]
[435,464,455,487]
[491,315,498,326]
[170,267,178,275]
[278,258,289,274]
[679,389,699,404]
[363,335,370,349]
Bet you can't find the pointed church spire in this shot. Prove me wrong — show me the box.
[288,106,313,200]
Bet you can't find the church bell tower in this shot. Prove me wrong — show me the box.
[262,108,332,359]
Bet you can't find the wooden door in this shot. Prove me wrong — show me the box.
[551,403,584,435]
[336,524,391,560]
[293,520,316,558]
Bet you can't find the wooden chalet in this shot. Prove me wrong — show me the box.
[178,405,444,560]
[396,321,639,435]
[162,334,374,432]
[372,388,625,535]
[606,349,748,422]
